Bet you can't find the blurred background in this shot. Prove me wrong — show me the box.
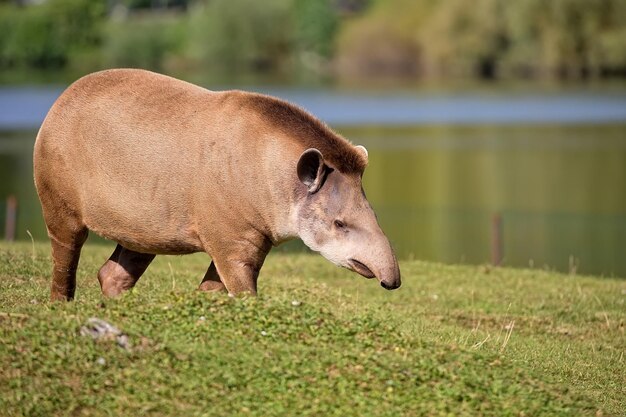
[0,0,625,276]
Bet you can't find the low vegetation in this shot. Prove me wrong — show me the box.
[1,242,624,416]
[1,0,624,83]
[336,0,626,80]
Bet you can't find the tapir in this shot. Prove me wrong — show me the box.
[33,69,401,301]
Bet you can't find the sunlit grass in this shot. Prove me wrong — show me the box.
[1,242,624,416]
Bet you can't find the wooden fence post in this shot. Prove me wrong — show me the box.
[491,213,503,266]
[5,195,17,242]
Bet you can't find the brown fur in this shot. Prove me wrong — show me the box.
[34,69,399,301]
[243,93,368,174]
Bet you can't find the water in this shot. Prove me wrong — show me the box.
[1,87,625,277]
[2,87,626,128]
[342,124,626,277]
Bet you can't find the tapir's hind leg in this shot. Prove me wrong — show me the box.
[97,244,155,297]
[49,227,89,301]
[198,261,226,292]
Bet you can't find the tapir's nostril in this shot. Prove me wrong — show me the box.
[381,280,400,290]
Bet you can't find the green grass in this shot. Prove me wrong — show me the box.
[1,242,624,416]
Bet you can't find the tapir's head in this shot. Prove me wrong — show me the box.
[294,146,401,290]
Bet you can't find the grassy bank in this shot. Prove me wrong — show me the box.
[0,242,624,416]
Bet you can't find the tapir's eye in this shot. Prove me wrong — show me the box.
[334,220,346,229]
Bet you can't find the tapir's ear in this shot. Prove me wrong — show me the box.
[297,148,329,194]
[355,145,368,165]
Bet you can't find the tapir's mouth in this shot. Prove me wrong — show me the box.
[348,259,376,279]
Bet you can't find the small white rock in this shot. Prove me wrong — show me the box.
[261,331,268,336]
[291,300,301,307]
[96,357,106,366]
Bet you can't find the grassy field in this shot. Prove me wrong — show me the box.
[0,242,624,416]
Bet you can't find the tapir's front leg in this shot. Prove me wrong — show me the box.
[206,234,272,296]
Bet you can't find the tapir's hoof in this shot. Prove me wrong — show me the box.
[50,292,73,302]
[198,281,227,292]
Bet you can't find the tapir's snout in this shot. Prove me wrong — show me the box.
[348,239,401,290]
[378,258,401,290]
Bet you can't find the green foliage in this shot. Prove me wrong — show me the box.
[187,0,295,74]
[293,0,338,58]
[336,0,626,79]
[0,243,624,415]
[0,0,623,80]
[102,15,185,70]
[499,0,626,78]
[0,0,105,69]
[335,0,436,77]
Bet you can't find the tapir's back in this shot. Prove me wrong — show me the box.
[34,69,249,254]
